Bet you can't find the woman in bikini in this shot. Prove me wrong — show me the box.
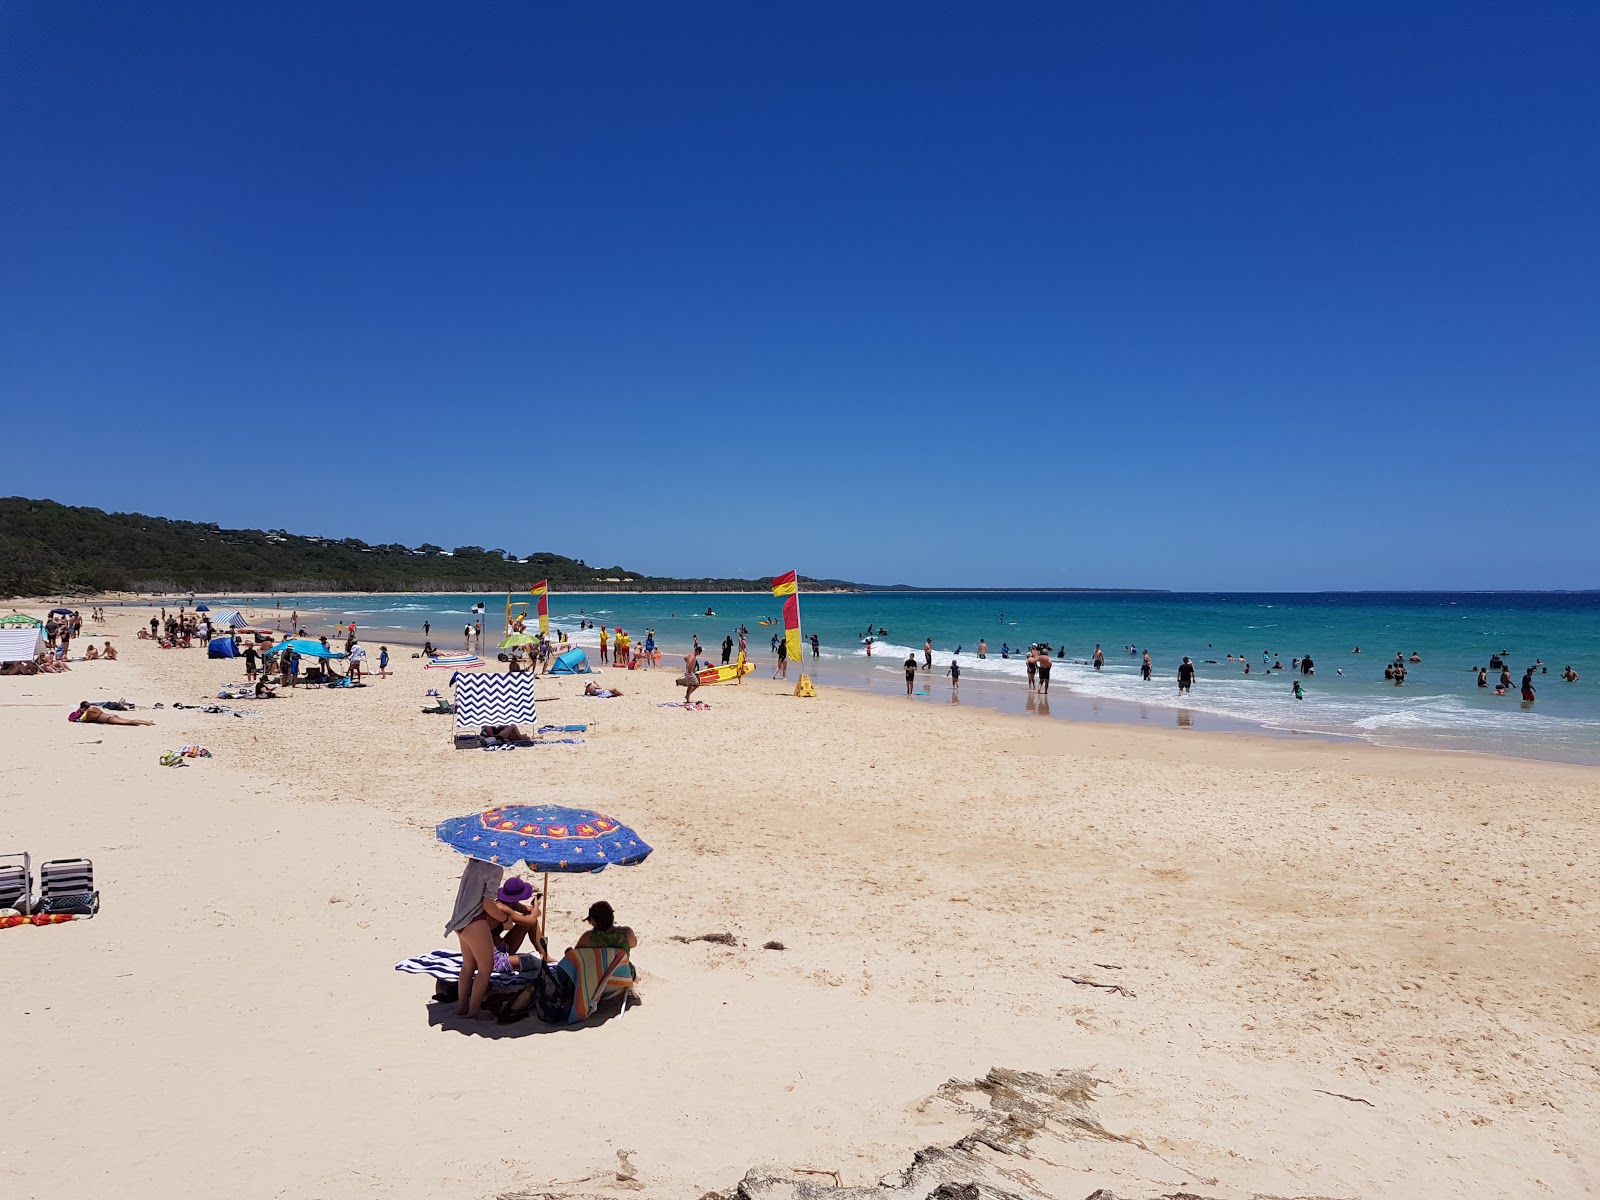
[444,861,543,1021]
[71,702,154,726]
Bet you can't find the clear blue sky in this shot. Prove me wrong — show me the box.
[3,2,1596,590]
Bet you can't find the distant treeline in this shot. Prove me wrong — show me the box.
[0,498,839,598]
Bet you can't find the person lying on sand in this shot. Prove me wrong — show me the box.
[1,659,40,675]
[71,701,154,726]
[480,724,527,742]
[583,682,621,697]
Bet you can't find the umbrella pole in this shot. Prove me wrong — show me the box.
[539,872,550,960]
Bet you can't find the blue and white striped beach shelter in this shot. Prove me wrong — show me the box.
[452,670,535,740]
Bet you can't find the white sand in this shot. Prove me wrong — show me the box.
[1,605,1596,1198]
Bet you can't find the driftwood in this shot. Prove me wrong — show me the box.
[1064,974,1136,998]
[1314,1089,1375,1107]
[669,931,740,946]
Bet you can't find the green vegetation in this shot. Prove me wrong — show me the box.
[0,498,839,597]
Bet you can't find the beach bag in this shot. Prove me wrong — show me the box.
[531,962,575,1024]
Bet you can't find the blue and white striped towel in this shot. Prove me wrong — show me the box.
[394,947,544,986]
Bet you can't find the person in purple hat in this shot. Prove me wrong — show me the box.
[493,877,552,972]
[444,865,543,1021]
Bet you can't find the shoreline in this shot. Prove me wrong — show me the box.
[52,596,1600,771]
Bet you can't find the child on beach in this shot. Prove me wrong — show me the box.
[378,646,390,678]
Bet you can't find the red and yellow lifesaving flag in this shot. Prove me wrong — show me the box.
[771,570,804,667]
[531,580,549,637]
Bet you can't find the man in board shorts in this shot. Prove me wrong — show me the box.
[678,650,701,704]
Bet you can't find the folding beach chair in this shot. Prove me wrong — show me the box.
[39,858,99,918]
[0,852,33,915]
[557,946,636,1022]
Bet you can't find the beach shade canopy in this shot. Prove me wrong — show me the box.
[264,637,346,659]
[436,804,652,872]
[548,647,592,675]
[0,614,43,628]
[452,669,535,733]
[498,633,539,649]
[211,610,248,629]
[0,627,46,663]
[49,607,75,616]
[194,603,210,612]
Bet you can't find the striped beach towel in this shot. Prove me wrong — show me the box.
[393,948,544,988]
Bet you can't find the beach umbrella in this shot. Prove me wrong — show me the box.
[498,633,539,649]
[49,607,74,616]
[436,803,652,947]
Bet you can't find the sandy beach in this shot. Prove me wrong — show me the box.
[2,604,1597,1199]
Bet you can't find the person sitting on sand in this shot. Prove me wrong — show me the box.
[584,682,621,697]
[71,701,154,726]
[102,641,117,660]
[576,900,637,953]
[83,644,100,660]
[37,653,70,674]
[254,676,278,698]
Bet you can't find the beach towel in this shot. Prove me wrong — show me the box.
[657,701,712,710]
[393,948,546,989]
[537,724,588,733]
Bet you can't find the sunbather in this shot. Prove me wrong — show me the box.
[583,682,622,697]
[480,724,528,742]
[71,701,154,726]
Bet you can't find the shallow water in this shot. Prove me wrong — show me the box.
[207,590,1600,765]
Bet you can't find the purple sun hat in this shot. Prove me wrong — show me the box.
[497,878,535,904]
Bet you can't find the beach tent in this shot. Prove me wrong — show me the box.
[0,628,46,663]
[194,604,211,612]
[451,670,535,744]
[0,614,43,628]
[207,635,239,659]
[263,638,345,659]
[49,607,75,616]
[211,610,248,629]
[548,648,593,675]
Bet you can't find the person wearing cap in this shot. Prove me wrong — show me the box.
[444,862,543,1022]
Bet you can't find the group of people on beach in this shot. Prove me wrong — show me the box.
[447,860,637,1022]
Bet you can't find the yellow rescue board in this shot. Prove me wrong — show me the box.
[696,661,756,685]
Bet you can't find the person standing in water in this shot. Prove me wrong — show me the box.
[977,638,987,659]
[946,657,960,692]
[1141,650,1152,681]
[810,633,819,659]
[1178,656,1196,694]
[1036,645,1052,694]
[1092,644,1104,670]
[904,652,918,694]
[923,637,933,670]
[1521,668,1536,703]
[1025,646,1038,691]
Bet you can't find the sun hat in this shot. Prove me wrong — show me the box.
[497,878,535,904]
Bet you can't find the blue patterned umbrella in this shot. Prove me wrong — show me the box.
[435,804,652,872]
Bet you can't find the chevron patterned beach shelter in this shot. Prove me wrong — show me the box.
[452,670,535,732]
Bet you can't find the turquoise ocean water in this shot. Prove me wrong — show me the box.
[230,591,1600,765]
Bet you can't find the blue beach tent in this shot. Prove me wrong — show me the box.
[207,635,238,659]
[548,648,592,675]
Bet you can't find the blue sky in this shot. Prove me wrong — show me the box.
[3,2,1596,590]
